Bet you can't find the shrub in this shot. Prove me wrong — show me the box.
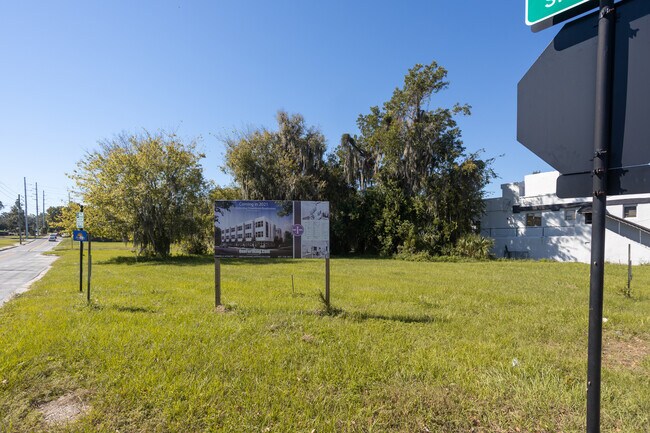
[452,234,494,260]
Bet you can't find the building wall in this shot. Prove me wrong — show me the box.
[481,171,650,264]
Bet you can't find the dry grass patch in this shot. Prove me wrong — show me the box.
[603,332,650,370]
[36,390,90,426]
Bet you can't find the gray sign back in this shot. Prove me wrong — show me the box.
[517,0,650,196]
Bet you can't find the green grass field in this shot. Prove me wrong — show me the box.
[0,236,23,249]
[0,243,648,432]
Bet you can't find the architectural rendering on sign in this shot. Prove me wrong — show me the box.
[480,171,650,264]
[214,200,329,259]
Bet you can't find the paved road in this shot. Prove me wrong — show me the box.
[0,237,60,306]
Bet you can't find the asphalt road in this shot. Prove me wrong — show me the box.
[0,237,60,306]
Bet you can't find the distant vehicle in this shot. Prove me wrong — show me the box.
[48,234,58,242]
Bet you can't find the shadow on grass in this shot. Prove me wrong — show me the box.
[85,303,157,313]
[98,255,214,266]
[113,305,157,313]
[98,255,303,267]
[341,311,446,324]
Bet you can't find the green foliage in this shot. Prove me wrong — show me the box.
[335,61,496,256]
[223,111,327,201]
[44,206,64,233]
[70,131,208,257]
[451,233,495,259]
[0,198,24,233]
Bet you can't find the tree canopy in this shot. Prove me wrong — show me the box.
[70,131,208,257]
[61,61,494,259]
[224,61,495,256]
[223,111,328,201]
[332,61,495,255]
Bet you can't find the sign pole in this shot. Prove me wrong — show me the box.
[79,239,84,293]
[87,234,92,304]
[325,257,330,307]
[587,1,615,432]
[215,257,221,307]
[627,244,632,294]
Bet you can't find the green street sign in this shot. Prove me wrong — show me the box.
[526,0,593,26]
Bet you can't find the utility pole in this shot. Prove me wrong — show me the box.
[35,182,39,235]
[23,177,28,239]
[42,190,46,231]
[17,194,22,245]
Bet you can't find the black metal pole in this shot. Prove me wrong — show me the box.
[79,240,84,293]
[87,234,91,304]
[325,258,330,308]
[587,1,615,432]
[215,258,221,307]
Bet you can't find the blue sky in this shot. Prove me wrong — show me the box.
[0,0,575,211]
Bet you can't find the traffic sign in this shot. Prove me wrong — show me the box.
[76,212,84,229]
[73,230,88,242]
[526,0,594,26]
[518,0,650,197]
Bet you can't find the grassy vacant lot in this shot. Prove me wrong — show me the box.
[0,243,648,432]
[0,236,22,249]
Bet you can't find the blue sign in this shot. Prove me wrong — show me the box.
[73,230,89,242]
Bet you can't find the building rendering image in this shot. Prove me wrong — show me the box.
[480,171,650,264]
[220,216,285,249]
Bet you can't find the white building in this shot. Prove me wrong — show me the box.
[481,171,650,264]
[221,216,283,248]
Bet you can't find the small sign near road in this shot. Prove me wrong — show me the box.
[76,212,84,229]
[73,230,88,242]
[526,0,595,27]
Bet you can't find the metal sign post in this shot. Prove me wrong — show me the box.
[79,239,84,293]
[586,3,615,431]
[215,258,221,308]
[518,1,634,431]
[325,258,330,308]
[87,233,92,304]
[73,230,89,294]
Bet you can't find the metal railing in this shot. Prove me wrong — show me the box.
[480,225,580,238]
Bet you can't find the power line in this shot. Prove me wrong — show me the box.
[0,181,19,196]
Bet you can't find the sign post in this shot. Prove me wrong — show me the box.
[73,230,89,293]
[79,237,84,293]
[87,233,92,304]
[586,3,615,431]
[215,258,221,307]
[518,1,640,431]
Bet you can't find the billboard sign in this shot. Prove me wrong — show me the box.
[214,200,329,259]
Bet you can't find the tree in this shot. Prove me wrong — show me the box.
[223,111,328,201]
[45,206,64,233]
[1,198,24,233]
[70,131,209,257]
[338,61,495,255]
[222,112,367,254]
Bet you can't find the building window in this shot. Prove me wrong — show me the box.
[526,213,542,227]
[584,212,592,224]
[624,205,637,218]
[565,209,576,221]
